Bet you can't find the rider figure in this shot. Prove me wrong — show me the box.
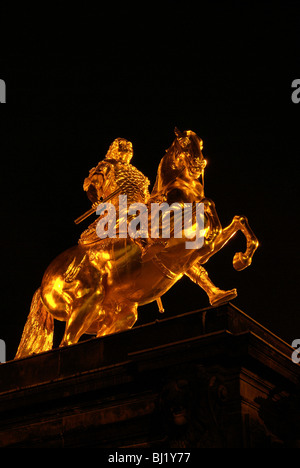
[84,138,150,206]
[79,138,150,247]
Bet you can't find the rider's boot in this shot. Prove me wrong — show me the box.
[185,264,237,307]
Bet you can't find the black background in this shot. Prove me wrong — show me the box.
[1,2,299,360]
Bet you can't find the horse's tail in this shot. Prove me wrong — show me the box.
[15,288,54,360]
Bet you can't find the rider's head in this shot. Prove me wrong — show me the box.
[106,138,133,164]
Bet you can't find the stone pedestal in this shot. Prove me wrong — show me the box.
[0,303,299,447]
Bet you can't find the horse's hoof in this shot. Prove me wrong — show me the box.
[233,252,252,271]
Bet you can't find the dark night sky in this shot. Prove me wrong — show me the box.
[1,2,300,360]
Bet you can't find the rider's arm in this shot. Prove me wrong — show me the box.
[83,162,112,204]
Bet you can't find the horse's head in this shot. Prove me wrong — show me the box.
[152,128,207,197]
[173,128,206,179]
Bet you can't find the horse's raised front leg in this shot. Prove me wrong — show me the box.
[231,216,259,270]
[200,215,259,269]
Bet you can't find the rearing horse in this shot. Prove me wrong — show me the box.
[15,129,258,359]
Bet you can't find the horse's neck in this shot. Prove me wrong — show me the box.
[156,173,203,205]
[153,146,204,203]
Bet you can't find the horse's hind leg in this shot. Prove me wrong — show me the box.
[96,302,138,338]
[60,287,105,346]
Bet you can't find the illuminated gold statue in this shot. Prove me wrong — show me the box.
[78,137,237,304]
[15,130,258,359]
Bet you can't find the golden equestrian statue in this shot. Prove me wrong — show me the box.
[15,129,259,359]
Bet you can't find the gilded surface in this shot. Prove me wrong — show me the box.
[15,129,258,359]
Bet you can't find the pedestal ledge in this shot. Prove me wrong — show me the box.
[0,303,299,448]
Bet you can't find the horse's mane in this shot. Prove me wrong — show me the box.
[151,139,181,197]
